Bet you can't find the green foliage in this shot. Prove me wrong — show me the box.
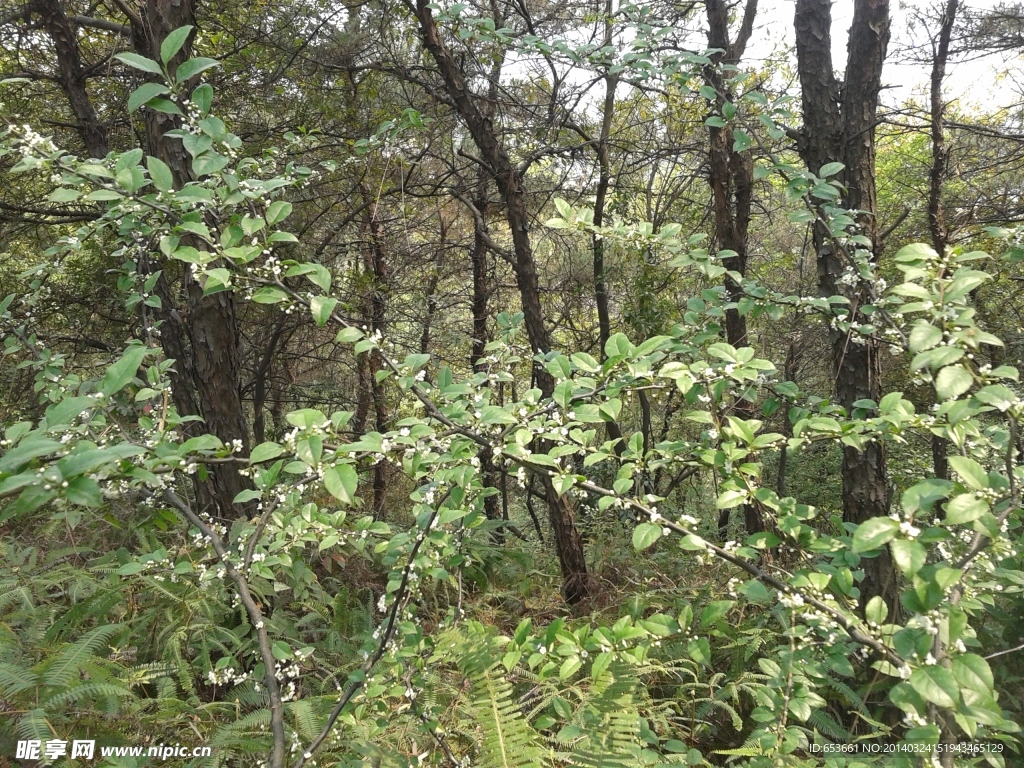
[0,25,1022,768]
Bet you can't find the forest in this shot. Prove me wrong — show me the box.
[0,0,1022,764]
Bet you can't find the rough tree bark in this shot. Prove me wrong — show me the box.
[129,0,253,520]
[350,191,392,520]
[29,0,252,519]
[590,0,626,453]
[794,0,898,616]
[928,0,960,483]
[592,0,618,361]
[703,0,766,537]
[30,0,109,158]
[410,0,590,603]
[469,43,504,531]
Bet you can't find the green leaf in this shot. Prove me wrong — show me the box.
[559,656,582,680]
[286,409,326,428]
[101,346,148,396]
[604,332,632,358]
[737,579,770,603]
[908,667,959,709]
[591,651,612,680]
[191,83,213,114]
[127,82,170,112]
[851,517,899,553]
[553,380,573,409]
[115,52,163,74]
[47,187,81,203]
[266,200,293,225]
[891,540,926,576]
[944,494,987,525]
[145,98,182,116]
[788,697,812,721]
[307,264,332,292]
[318,534,340,551]
[715,489,747,509]
[311,296,338,327]
[79,164,113,179]
[175,56,219,82]
[947,456,988,489]
[324,464,358,505]
[908,322,942,353]
[192,151,228,177]
[599,398,621,422]
[249,442,283,463]
[0,438,60,474]
[934,365,973,399]
[700,600,734,627]
[65,476,102,507]
[632,522,662,551]
[85,189,123,201]
[551,474,575,496]
[901,479,954,513]
[687,637,711,665]
[147,156,174,192]
[865,596,887,625]
[251,287,288,304]
[160,25,194,64]
[46,396,96,427]
[570,352,599,372]
[951,654,993,695]
[679,534,706,551]
[271,641,291,661]
[336,327,363,343]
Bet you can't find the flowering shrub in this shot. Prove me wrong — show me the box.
[0,41,1021,768]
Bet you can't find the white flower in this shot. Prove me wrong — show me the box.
[899,521,921,539]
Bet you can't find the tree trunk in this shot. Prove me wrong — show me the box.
[795,0,898,617]
[705,0,766,536]
[31,0,108,158]
[364,198,391,521]
[38,0,254,519]
[591,1,626,453]
[928,0,959,484]
[130,1,253,520]
[592,0,617,361]
[470,168,492,373]
[412,0,589,602]
[419,225,443,356]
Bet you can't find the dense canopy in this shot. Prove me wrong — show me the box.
[1,0,1023,765]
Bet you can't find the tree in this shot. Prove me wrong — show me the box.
[2,3,1024,763]
[703,0,766,537]
[793,0,898,615]
[407,0,591,602]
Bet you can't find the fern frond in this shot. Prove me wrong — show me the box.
[809,709,852,741]
[43,588,124,643]
[289,699,321,741]
[42,623,123,687]
[571,662,641,768]
[0,583,32,614]
[42,681,133,708]
[825,678,867,713]
[16,708,52,741]
[460,645,548,768]
[0,662,39,696]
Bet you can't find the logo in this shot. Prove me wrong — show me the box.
[16,740,95,760]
